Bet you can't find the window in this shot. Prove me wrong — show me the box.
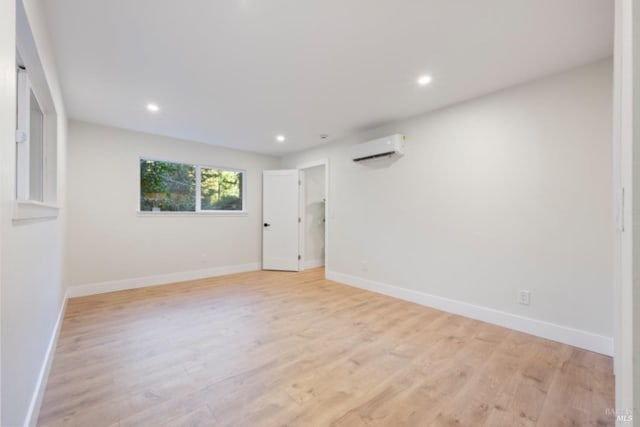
[140,160,196,212]
[140,159,245,213]
[16,68,47,202]
[200,166,243,211]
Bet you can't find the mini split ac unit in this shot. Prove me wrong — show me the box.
[351,134,406,162]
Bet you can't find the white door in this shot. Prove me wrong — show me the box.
[263,170,300,271]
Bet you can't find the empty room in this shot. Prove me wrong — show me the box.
[1,0,639,426]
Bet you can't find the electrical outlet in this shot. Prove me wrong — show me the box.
[518,290,531,306]
[361,261,368,272]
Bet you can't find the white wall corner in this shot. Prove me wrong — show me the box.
[326,270,613,356]
[23,291,68,427]
[66,263,262,298]
[303,259,325,270]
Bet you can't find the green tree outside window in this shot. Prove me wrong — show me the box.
[140,159,244,212]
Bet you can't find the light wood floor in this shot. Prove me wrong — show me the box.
[38,268,614,427]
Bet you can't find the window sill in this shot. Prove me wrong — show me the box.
[136,211,248,217]
[13,200,60,222]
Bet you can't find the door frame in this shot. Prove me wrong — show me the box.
[296,159,329,276]
[613,0,639,415]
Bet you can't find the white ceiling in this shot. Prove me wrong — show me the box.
[44,0,613,156]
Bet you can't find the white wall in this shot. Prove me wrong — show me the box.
[0,1,68,426]
[303,165,325,267]
[282,60,614,351]
[65,121,279,290]
[0,0,13,420]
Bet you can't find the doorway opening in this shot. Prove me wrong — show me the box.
[299,164,326,271]
[261,160,328,274]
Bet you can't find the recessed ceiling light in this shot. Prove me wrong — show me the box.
[146,103,159,112]
[276,135,286,143]
[417,75,432,86]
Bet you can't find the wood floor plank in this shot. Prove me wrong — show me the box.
[37,268,614,426]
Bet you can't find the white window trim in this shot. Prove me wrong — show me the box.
[136,211,248,217]
[13,200,60,222]
[195,165,202,212]
[13,70,58,221]
[137,157,248,215]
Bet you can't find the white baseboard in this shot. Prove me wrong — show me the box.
[67,262,262,298]
[326,270,613,356]
[304,259,325,270]
[24,290,69,427]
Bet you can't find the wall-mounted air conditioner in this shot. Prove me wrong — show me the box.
[351,134,406,162]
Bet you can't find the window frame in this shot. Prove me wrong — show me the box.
[13,21,59,222]
[138,157,248,216]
